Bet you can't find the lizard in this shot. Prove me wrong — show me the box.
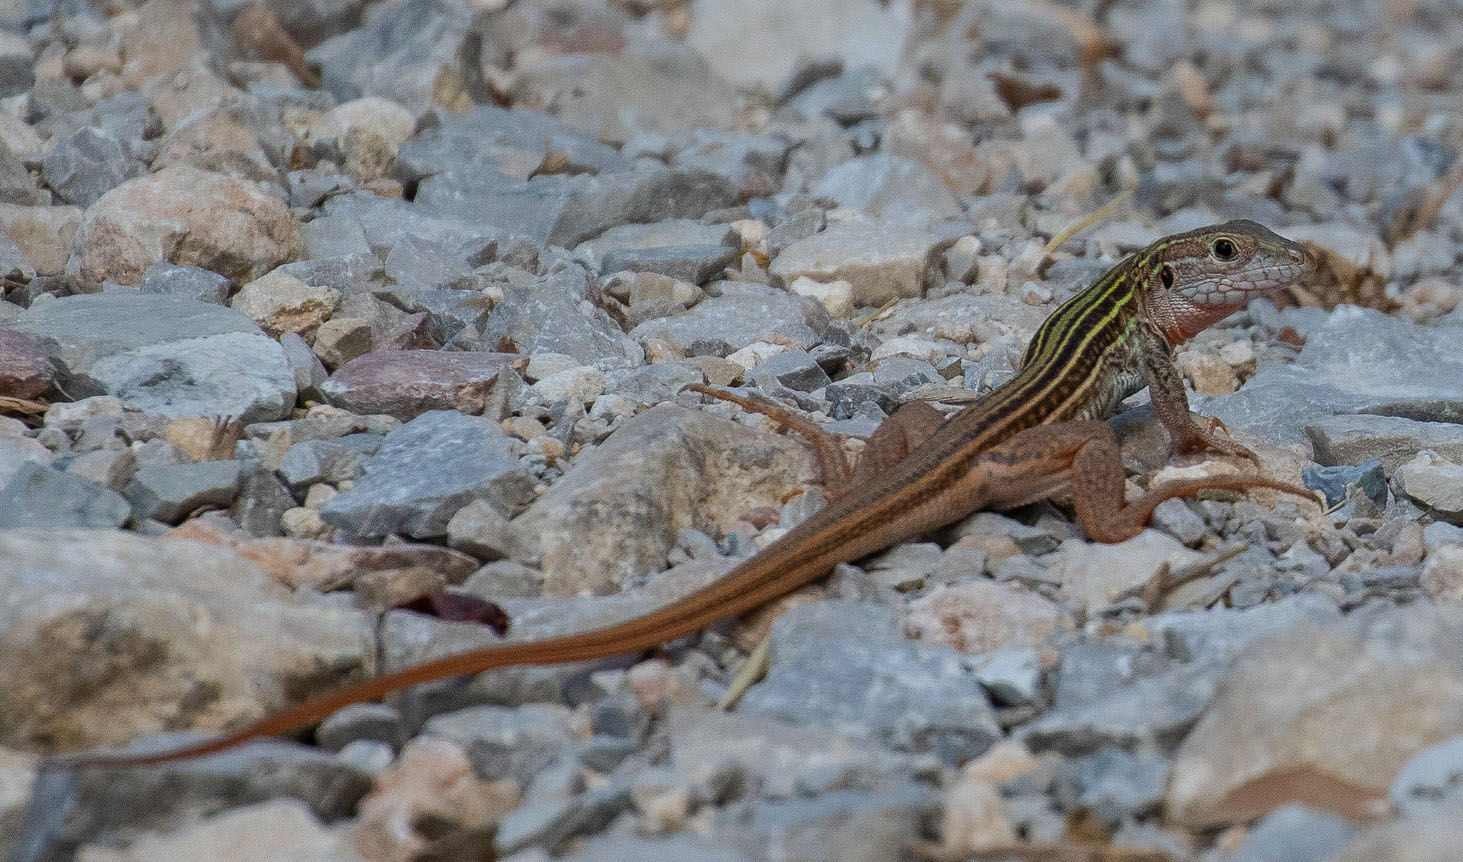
[46,218,1317,770]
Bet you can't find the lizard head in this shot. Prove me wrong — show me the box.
[1141,219,1315,346]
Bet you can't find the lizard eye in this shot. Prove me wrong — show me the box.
[1211,237,1238,261]
[1160,264,1174,288]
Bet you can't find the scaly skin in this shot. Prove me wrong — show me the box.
[46,219,1316,770]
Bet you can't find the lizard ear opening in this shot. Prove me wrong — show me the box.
[1160,264,1174,289]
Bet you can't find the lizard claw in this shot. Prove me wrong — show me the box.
[1170,417,1258,462]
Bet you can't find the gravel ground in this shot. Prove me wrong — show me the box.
[3,0,1463,860]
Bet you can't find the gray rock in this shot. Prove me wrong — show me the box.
[423,703,579,786]
[1201,306,1463,445]
[1149,498,1207,546]
[1391,736,1463,818]
[559,835,753,862]
[398,105,627,186]
[494,785,633,857]
[629,283,828,357]
[600,244,738,284]
[1022,661,1225,756]
[307,0,479,114]
[811,154,962,224]
[0,30,33,98]
[41,128,145,207]
[576,220,733,271]
[752,349,832,392]
[741,601,1001,762]
[276,437,375,490]
[482,269,643,369]
[419,167,740,250]
[139,262,231,305]
[1301,459,1388,507]
[972,647,1042,706]
[1061,749,1170,825]
[0,462,130,528]
[603,364,703,407]
[230,460,296,538]
[667,707,919,801]
[510,46,738,146]
[16,742,370,862]
[770,220,949,307]
[11,293,296,422]
[0,230,36,282]
[381,234,474,291]
[1394,451,1463,520]
[823,374,897,419]
[1229,803,1355,862]
[319,410,535,539]
[0,139,46,205]
[314,702,404,752]
[124,459,246,524]
[1306,414,1463,475]
[320,193,503,265]
[447,498,539,564]
[1148,594,1342,663]
[726,786,934,862]
[673,130,794,199]
[298,215,375,262]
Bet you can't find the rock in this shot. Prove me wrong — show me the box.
[0,203,83,275]
[559,835,753,862]
[0,30,32,97]
[1167,605,1463,827]
[320,410,535,539]
[770,220,947,307]
[482,269,643,369]
[1202,306,1463,445]
[1049,530,1203,613]
[532,366,605,405]
[308,0,479,115]
[1306,414,1463,474]
[320,350,523,421]
[22,747,370,862]
[1062,749,1170,825]
[447,499,539,564]
[308,97,415,157]
[902,579,1073,655]
[67,165,300,287]
[0,529,371,752]
[511,47,738,146]
[712,785,933,862]
[811,155,961,224]
[1147,595,1342,663]
[513,403,815,595]
[741,601,1001,762]
[629,282,828,357]
[399,105,627,185]
[0,328,54,399]
[0,463,130,529]
[672,130,794,199]
[139,262,231,304]
[1394,451,1463,520]
[422,703,582,786]
[788,275,855,319]
[750,349,831,392]
[666,707,918,800]
[70,798,364,862]
[1391,736,1463,818]
[600,244,738,284]
[276,438,373,491]
[124,459,246,524]
[940,769,1017,854]
[0,139,46,205]
[1301,460,1387,508]
[686,0,906,90]
[315,703,404,752]
[1228,803,1355,862]
[170,520,478,591]
[230,271,339,339]
[11,294,296,422]
[41,127,146,207]
[1328,804,1463,862]
[351,737,518,860]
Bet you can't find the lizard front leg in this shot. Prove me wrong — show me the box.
[1139,327,1254,458]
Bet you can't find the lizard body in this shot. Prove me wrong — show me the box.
[49,219,1315,769]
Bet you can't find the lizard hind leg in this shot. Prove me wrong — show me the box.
[852,399,947,483]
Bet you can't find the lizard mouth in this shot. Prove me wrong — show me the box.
[1191,259,1310,306]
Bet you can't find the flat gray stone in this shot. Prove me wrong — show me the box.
[629,283,829,357]
[0,462,130,528]
[1230,803,1355,862]
[12,294,295,421]
[398,105,627,185]
[811,154,962,224]
[124,459,246,524]
[423,703,578,786]
[1201,306,1463,446]
[1391,736,1463,818]
[1022,661,1226,756]
[41,127,145,207]
[600,244,738,284]
[481,269,642,369]
[319,410,535,539]
[139,262,230,304]
[1307,414,1463,474]
[741,601,1001,763]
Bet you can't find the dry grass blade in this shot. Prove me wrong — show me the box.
[1044,189,1135,255]
[915,839,1173,862]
